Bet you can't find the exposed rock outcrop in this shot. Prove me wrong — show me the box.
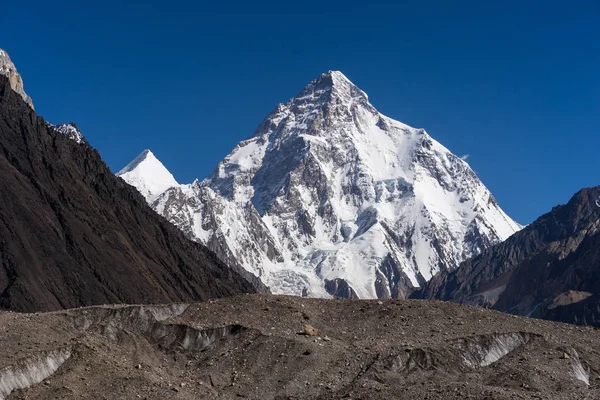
[0,49,34,109]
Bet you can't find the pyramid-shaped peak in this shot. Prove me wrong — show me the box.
[117,149,155,174]
[142,71,522,301]
[138,149,154,159]
[308,70,358,90]
[254,71,378,140]
[293,70,369,109]
[322,70,352,83]
[117,149,179,203]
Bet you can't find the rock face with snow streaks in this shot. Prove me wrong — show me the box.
[46,123,86,144]
[121,71,521,298]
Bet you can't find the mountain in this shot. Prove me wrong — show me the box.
[414,186,600,326]
[120,71,522,299]
[0,295,598,399]
[0,49,34,109]
[0,73,259,312]
[117,150,179,203]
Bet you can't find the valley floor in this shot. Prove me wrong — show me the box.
[2,295,600,399]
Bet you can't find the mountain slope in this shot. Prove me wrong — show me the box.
[121,71,521,298]
[414,186,600,326]
[0,74,258,312]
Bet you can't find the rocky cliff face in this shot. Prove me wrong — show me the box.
[0,75,259,312]
[121,71,521,299]
[0,49,34,109]
[415,186,600,327]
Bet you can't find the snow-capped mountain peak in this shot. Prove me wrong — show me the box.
[297,70,368,103]
[121,71,522,299]
[117,150,179,203]
[268,71,372,135]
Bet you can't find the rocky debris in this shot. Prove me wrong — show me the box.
[3,295,600,399]
[0,75,258,312]
[301,324,319,336]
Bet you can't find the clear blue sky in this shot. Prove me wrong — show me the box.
[2,0,598,224]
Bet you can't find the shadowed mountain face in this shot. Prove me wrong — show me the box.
[414,186,600,326]
[0,75,259,312]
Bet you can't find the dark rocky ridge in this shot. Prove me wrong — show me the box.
[0,75,260,312]
[413,186,600,327]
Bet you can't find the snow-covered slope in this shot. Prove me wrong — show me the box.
[117,150,179,203]
[0,48,34,109]
[121,71,522,298]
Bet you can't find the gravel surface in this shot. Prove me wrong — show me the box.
[3,295,600,399]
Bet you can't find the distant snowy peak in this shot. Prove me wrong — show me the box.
[0,48,34,109]
[254,71,373,136]
[117,150,179,203]
[122,70,522,299]
[47,123,86,144]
